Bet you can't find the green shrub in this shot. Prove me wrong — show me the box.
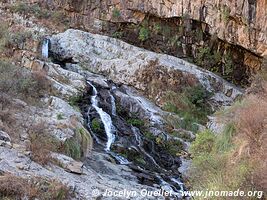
[223,52,234,77]
[215,123,235,152]
[139,27,149,41]
[57,113,64,120]
[0,23,32,52]
[9,2,30,14]
[68,95,83,107]
[112,31,123,39]
[162,85,212,132]
[153,23,161,33]
[64,137,81,160]
[91,118,102,133]
[189,126,253,193]
[190,129,216,156]
[221,5,231,22]
[63,127,92,160]
[112,8,121,18]
[126,118,145,128]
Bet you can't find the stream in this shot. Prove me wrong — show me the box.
[81,80,187,199]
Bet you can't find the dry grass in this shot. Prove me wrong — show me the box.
[28,122,61,166]
[189,77,267,196]
[231,83,267,192]
[0,174,72,200]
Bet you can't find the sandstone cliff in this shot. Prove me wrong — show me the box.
[41,0,267,56]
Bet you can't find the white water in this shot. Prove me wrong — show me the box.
[42,38,49,59]
[110,92,116,116]
[110,152,130,165]
[131,126,162,169]
[88,81,116,151]
[158,177,183,198]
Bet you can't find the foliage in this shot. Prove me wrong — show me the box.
[9,2,69,26]
[190,129,216,156]
[138,27,149,42]
[28,122,61,166]
[68,95,83,107]
[0,23,32,53]
[153,23,161,33]
[0,174,72,200]
[0,61,51,104]
[51,11,70,25]
[162,85,212,132]
[57,113,64,120]
[195,46,221,68]
[112,31,123,39]
[112,8,121,18]
[64,137,81,160]
[63,127,92,160]
[91,118,102,133]
[223,52,234,77]
[189,84,267,195]
[221,5,231,22]
[126,118,145,128]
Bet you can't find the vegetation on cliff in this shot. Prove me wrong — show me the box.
[189,67,267,197]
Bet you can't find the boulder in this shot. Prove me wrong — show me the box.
[50,29,243,108]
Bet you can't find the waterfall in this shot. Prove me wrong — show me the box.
[109,152,130,165]
[131,126,162,170]
[42,38,49,59]
[110,92,116,116]
[87,81,116,151]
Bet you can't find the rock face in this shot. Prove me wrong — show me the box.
[50,29,243,108]
[41,0,267,56]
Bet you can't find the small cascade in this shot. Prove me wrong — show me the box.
[87,81,116,151]
[110,92,116,116]
[157,176,183,198]
[109,152,130,165]
[42,38,49,59]
[131,126,162,170]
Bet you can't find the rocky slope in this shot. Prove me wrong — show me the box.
[0,1,265,199]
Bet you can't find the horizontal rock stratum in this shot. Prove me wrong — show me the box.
[41,0,267,56]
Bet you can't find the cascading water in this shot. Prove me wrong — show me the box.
[110,92,116,116]
[42,38,49,59]
[87,81,116,151]
[131,126,162,170]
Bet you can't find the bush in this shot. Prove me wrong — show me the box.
[112,8,121,18]
[0,174,72,200]
[28,122,60,165]
[57,113,64,120]
[91,118,102,133]
[63,127,92,160]
[139,27,149,41]
[126,118,145,128]
[0,61,51,104]
[190,129,216,156]
[162,85,212,132]
[68,95,83,107]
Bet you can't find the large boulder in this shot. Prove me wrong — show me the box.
[50,29,243,108]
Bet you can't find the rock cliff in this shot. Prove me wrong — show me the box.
[41,0,266,56]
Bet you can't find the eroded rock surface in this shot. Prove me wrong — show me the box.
[50,29,243,108]
[41,0,267,56]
